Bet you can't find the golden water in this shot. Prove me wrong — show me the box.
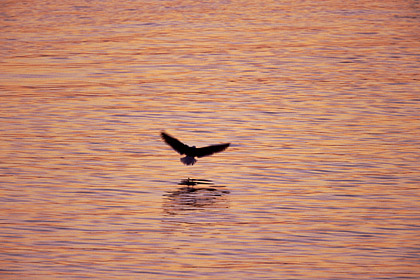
[1,0,419,279]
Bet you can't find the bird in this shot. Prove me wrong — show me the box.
[160,131,230,165]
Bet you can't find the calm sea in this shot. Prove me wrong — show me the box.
[1,0,419,279]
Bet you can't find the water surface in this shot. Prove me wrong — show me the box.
[1,0,420,279]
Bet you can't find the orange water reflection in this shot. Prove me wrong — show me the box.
[1,0,420,279]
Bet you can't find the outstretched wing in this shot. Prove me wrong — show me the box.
[161,132,190,155]
[195,143,230,158]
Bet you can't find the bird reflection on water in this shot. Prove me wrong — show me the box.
[163,178,230,215]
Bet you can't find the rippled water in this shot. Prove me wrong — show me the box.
[1,0,420,279]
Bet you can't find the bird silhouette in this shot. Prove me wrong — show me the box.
[161,131,230,165]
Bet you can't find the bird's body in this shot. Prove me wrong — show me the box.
[161,132,230,165]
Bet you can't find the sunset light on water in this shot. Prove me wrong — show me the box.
[1,0,419,279]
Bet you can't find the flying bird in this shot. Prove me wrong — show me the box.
[161,131,230,165]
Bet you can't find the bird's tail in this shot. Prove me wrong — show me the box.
[180,156,197,165]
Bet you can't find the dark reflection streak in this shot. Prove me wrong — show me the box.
[162,178,230,215]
